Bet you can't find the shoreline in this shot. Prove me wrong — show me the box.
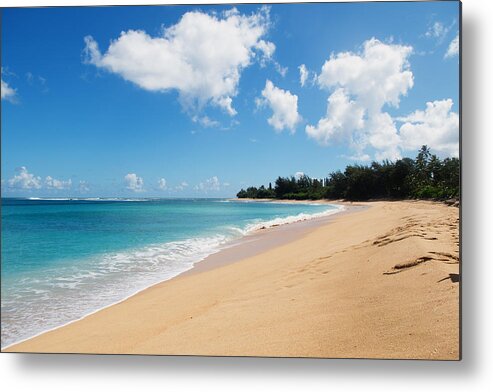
[182,201,363,277]
[228,197,350,205]
[4,200,459,359]
[2,200,349,350]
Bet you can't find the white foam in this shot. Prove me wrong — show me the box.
[243,204,345,234]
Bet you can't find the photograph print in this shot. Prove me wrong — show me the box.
[1,0,460,359]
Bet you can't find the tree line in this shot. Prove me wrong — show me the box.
[236,146,460,201]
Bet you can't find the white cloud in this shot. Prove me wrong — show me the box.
[294,171,305,179]
[175,181,189,191]
[158,178,167,190]
[367,112,402,161]
[196,176,221,192]
[298,64,309,87]
[257,80,301,133]
[45,176,72,190]
[78,181,90,193]
[7,167,75,191]
[425,21,450,44]
[307,38,414,159]
[83,7,274,117]
[344,153,371,162]
[125,173,144,192]
[8,167,42,190]
[317,38,413,112]
[306,88,365,146]
[275,62,288,77]
[1,78,16,101]
[25,72,49,93]
[445,33,459,59]
[398,99,459,157]
[192,115,220,128]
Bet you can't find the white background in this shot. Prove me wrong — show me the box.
[1,0,492,390]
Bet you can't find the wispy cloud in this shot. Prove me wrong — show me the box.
[192,115,220,128]
[298,64,317,87]
[25,72,49,92]
[444,33,459,59]
[78,181,90,193]
[175,181,189,191]
[195,176,222,192]
[424,19,456,51]
[45,176,72,190]
[425,21,451,44]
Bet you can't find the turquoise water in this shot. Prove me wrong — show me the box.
[1,198,341,348]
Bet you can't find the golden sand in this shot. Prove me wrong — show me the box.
[6,201,460,359]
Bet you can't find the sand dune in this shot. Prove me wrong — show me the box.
[6,201,460,359]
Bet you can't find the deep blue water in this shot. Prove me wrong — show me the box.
[1,198,341,348]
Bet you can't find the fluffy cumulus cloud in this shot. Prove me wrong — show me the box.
[306,88,365,147]
[445,33,459,59]
[83,7,274,117]
[125,173,144,192]
[398,99,459,157]
[307,38,415,160]
[45,176,72,190]
[1,78,16,101]
[7,167,42,189]
[257,80,301,133]
[196,176,221,192]
[7,167,76,191]
[158,178,167,190]
[317,38,414,112]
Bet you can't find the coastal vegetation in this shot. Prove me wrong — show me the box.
[237,146,460,201]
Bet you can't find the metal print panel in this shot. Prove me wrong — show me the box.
[1,1,461,359]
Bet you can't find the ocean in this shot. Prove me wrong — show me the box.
[1,198,342,348]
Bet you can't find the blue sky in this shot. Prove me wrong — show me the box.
[1,1,460,197]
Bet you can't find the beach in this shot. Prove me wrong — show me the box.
[5,200,460,359]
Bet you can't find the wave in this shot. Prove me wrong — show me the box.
[237,204,345,235]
